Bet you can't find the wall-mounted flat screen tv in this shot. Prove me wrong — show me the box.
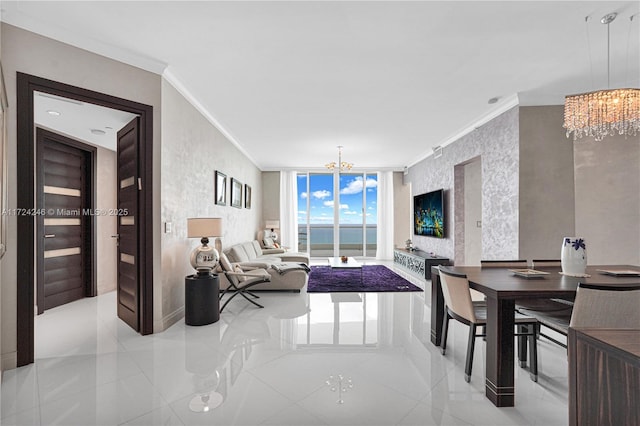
[413,189,445,238]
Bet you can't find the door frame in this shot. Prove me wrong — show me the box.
[17,73,154,367]
[36,128,97,314]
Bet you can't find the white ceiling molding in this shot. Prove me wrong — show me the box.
[406,93,520,168]
[162,67,261,170]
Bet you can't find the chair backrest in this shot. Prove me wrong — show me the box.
[569,282,640,328]
[481,259,528,268]
[531,259,561,268]
[438,267,476,323]
[219,252,240,286]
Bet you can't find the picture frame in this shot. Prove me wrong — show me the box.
[215,171,227,206]
[244,184,252,209]
[0,63,7,259]
[231,178,243,208]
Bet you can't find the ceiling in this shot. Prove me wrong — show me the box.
[3,1,639,170]
[34,92,137,151]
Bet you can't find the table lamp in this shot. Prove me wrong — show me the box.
[187,218,222,275]
[265,220,279,241]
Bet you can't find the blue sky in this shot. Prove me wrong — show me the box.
[297,173,377,225]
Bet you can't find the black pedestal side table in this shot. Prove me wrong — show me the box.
[185,273,220,326]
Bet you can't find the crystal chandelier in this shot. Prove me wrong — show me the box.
[563,13,640,142]
[325,145,353,171]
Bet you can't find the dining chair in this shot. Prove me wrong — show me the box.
[518,281,640,350]
[480,259,528,268]
[218,253,272,312]
[438,266,539,382]
[569,282,640,328]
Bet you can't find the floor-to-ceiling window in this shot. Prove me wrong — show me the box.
[339,173,377,257]
[297,172,377,257]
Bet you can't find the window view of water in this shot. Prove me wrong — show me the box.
[298,224,377,257]
[297,172,378,257]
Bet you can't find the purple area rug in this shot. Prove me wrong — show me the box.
[307,265,423,293]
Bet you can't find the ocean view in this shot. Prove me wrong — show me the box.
[298,224,377,256]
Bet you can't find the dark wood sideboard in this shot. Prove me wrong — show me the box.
[393,248,449,280]
[568,328,640,426]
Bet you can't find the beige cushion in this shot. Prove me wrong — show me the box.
[234,265,247,282]
[263,237,276,249]
[251,240,263,256]
[242,242,259,260]
[228,246,249,263]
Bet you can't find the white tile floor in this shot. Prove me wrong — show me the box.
[1,261,569,425]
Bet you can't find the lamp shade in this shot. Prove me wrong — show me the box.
[187,218,222,238]
[265,220,280,229]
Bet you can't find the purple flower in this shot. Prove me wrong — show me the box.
[571,238,586,250]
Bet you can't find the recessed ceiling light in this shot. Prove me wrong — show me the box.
[47,110,61,116]
[90,129,106,135]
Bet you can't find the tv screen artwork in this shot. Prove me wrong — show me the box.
[414,189,445,238]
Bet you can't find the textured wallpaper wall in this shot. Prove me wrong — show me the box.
[406,107,520,262]
[160,79,262,330]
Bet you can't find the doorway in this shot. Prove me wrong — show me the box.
[16,73,154,367]
[454,156,482,265]
[36,128,96,313]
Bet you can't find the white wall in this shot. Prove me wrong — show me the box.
[393,171,411,248]
[463,159,482,265]
[0,23,162,370]
[574,134,640,265]
[96,147,117,295]
[159,78,262,331]
[261,171,280,229]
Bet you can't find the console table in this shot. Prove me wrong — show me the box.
[393,248,449,280]
[568,328,640,426]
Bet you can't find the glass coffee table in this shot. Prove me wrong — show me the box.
[328,257,363,283]
[328,257,362,269]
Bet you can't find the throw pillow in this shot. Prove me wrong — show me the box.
[233,265,247,282]
[263,237,275,249]
[273,242,280,248]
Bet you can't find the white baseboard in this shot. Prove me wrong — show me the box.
[1,351,17,371]
[154,306,184,333]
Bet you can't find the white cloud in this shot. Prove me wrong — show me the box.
[344,211,358,215]
[300,192,308,199]
[311,190,331,199]
[340,177,378,195]
[324,200,349,209]
[298,210,307,216]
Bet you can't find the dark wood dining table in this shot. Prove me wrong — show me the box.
[429,264,640,407]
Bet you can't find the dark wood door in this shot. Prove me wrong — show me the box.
[36,129,94,313]
[117,117,140,331]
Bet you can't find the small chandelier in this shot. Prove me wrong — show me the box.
[563,13,640,142]
[325,145,353,171]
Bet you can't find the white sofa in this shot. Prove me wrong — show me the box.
[225,240,310,266]
[219,241,310,291]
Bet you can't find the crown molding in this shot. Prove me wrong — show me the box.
[406,93,520,168]
[162,68,261,170]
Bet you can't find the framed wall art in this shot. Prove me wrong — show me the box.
[244,184,252,209]
[215,171,227,206]
[231,178,243,208]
